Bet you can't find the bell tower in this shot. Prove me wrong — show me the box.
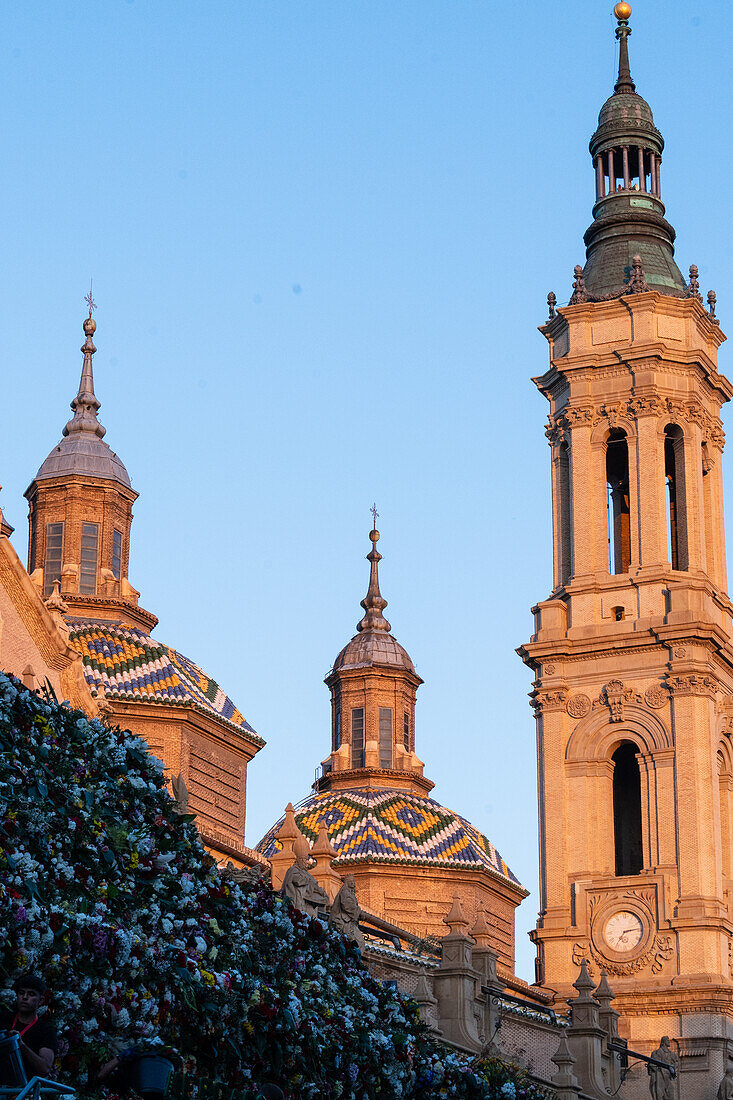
[519,4,733,1084]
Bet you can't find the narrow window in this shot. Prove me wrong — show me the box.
[333,710,342,751]
[557,442,571,586]
[351,708,364,769]
[606,430,630,574]
[702,444,714,577]
[403,711,410,751]
[43,522,64,597]
[379,708,393,769]
[79,523,99,595]
[112,529,122,580]
[665,425,688,570]
[613,743,643,876]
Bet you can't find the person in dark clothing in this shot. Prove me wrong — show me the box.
[0,975,57,1079]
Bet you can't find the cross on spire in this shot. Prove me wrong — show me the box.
[85,281,97,318]
[370,502,379,530]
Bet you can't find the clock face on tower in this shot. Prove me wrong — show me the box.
[603,910,644,952]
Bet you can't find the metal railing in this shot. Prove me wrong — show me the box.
[0,1078,75,1100]
[608,1041,677,1080]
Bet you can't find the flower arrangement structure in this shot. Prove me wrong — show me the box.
[0,672,552,1099]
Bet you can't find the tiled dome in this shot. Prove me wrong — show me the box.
[35,435,131,488]
[333,631,415,674]
[257,787,522,886]
[67,618,262,745]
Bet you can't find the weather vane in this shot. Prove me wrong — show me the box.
[85,281,97,318]
[370,503,379,529]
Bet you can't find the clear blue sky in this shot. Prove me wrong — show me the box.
[2,1,732,981]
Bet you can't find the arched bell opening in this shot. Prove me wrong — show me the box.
[664,424,688,571]
[613,742,643,876]
[606,430,631,574]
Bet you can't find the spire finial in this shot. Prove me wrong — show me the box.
[687,265,702,301]
[63,290,105,440]
[357,507,391,634]
[627,254,650,294]
[569,265,589,305]
[85,280,96,319]
[614,3,635,95]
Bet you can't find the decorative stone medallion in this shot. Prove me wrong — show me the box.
[567,693,591,719]
[644,685,667,709]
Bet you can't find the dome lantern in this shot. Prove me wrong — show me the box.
[580,4,687,299]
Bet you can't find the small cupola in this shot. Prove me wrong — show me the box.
[25,293,156,631]
[320,517,429,794]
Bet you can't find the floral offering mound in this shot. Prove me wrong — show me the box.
[0,673,550,1099]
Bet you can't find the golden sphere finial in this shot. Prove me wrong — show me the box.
[614,2,632,20]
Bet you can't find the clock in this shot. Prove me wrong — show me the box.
[603,910,644,952]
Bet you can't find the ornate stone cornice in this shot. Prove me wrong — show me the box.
[546,395,725,451]
[666,673,718,698]
[531,688,569,713]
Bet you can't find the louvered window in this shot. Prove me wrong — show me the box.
[351,708,365,768]
[112,529,122,580]
[43,523,64,597]
[379,708,393,769]
[79,523,99,595]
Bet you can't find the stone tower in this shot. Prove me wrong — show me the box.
[25,303,155,632]
[25,302,264,867]
[519,5,733,1091]
[259,522,528,972]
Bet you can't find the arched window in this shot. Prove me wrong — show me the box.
[606,430,630,574]
[664,425,688,570]
[613,742,643,875]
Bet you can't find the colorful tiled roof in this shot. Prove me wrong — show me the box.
[257,787,523,887]
[67,619,263,746]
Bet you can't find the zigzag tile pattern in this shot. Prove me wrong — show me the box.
[257,787,521,884]
[67,618,262,744]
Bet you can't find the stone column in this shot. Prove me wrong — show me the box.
[570,420,606,579]
[608,149,616,193]
[649,152,657,194]
[634,412,667,569]
[669,674,727,978]
[594,971,622,1094]
[310,822,343,901]
[471,908,501,1048]
[681,421,705,573]
[595,155,604,200]
[564,961,610,1098]
[551,1032,581,1100]
[413,972,440,1035]
[269,802,299,890]
[656,156,662,195]
[533,690,573,970]
[432,897,482,1053]
[712,451,729,592]
[638,146,646,191]
[622,145,630,189]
